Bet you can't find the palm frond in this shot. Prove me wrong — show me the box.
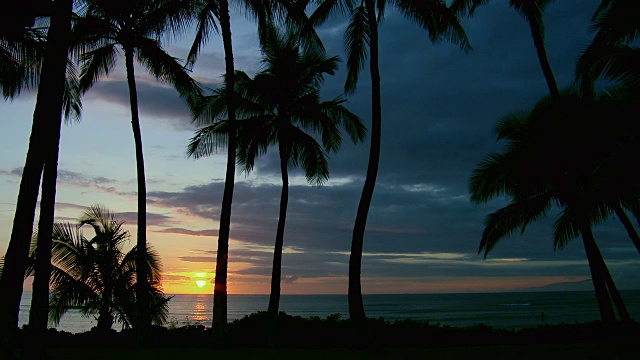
[187,121,231,159]
[344,4,370,94]
[479,194,552,257]
[309,0,353,27]
[288,126,330,186]
[449,0,491,16]
[186,0,219,67]
[136,37,202,101]
[78,43,119,94]
[63,59,83,123]
[394,0,471,52]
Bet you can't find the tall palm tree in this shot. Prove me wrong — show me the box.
[453,0,560,99]
[0,0,73,354]
[187,0,238,332]
[22,205,170,331]
[73,0,200,333]
[310,0,470,322]
[186,0,313,330]
[188,26,365,318]
[470,92,636,322]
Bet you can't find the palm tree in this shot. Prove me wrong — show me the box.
[0,24,45,99]
[187,0,238,332]
[0,0,73,354]
[188,26,366,318]
[470,92,635,322]
[575,0,640,252]
[453,0,560,99]
[23,205,170,331]
[576,0,640,97]
[73,0,200,332]
[186,0,313,330]
[310,0,470,322]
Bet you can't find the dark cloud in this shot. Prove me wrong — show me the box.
[84,80,195,130]
[129,0,640,289]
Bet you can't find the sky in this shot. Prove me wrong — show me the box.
[2,0,639,296]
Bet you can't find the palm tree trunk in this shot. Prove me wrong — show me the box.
[268,140,289,317]
[349,0,380,324]
[581,225,615,322]
[124,47,149,336]
[27,39,67,358]
[96,304,114,331]
[212,0,237,333]
[528,16,560,100]
[0,90,45,356]
[0,0,70,354]
[613,203,640,254]
[587,231,632,322]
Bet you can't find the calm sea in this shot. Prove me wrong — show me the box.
[17,290,640,333]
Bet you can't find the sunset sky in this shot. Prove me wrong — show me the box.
[2,0,639,296]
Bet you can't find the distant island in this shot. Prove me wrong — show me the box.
[522,280,640,292]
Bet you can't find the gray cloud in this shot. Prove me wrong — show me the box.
[128,0,640,289]
[115,211,176,227]
[155,227,217,237]
[0,167,24,177]
[84,80,195,131]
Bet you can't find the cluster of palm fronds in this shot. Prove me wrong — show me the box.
[22,205,170,330]
[470,0,640,323]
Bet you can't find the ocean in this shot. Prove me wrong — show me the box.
[17,290,640,333]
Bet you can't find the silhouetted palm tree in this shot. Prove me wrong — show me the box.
[575,1,640,251]
[0,0,73,354]
[23,205,170,331]
[311,0,470,322]
[470,92,636,322]
[186,0,312,330]
[188,26,365,318]
[576,0,640,97]
[73,0,200,333]
[453,0,560,99]
[0,24,44,99]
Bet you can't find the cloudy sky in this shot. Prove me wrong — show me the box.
[2,0,639,295]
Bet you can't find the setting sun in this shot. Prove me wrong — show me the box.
[195,280,206,288]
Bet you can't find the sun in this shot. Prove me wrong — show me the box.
[195,280,207,288]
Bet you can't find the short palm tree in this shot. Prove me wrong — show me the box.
[470,92,635,322]
[73,0,200,331]
[24,205,170,331]
[188,26,366,318]
[310,0,470,322]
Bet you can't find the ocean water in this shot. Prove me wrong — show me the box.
[17,290,640,333]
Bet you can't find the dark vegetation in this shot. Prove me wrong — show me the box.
[13,313,640,350]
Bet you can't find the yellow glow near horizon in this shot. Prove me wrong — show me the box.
[195,280,207,288]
